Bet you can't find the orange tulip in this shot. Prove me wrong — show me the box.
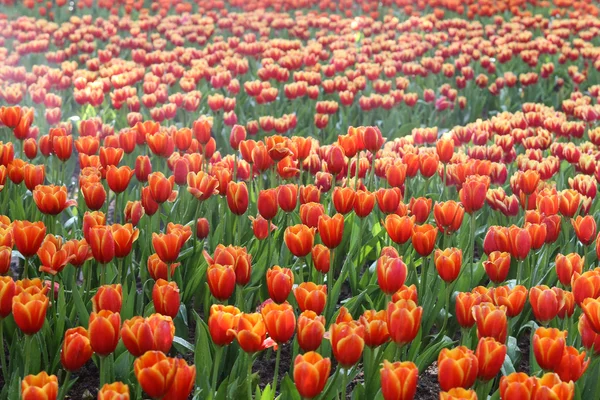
[354,189,376,218]
[491,285,527,318]
[297,310,326,352]
[266,266,294,304]
[0,276,16,318]
[437,137,455,163]
[439,388,477,400]
[33,185,76,215]
[533,327,566,371]
[148,172,176,203]
[434,248,462,283]
[134,351,178,399]
[558,189,581,218]
[92,284,122,313]
[36,234,73,275]
[111,223,139,258]
[476,337,506,381]
[81,182,107,211]
[571,215,596,246]
[226,181,249,215]
[163,358,196,400]
[529,285,562,324]
[332,187,356,215]
[229,312,273,353]
[13,220,46,258]
[459,175,489,214]
[294,282,327,315]
[276,183,298,213]
[411,224,438,256]
[383,214,415,245]
[257,188,279,220]
[152,279,180,318]
[284,224,315,258]
[434,201,465,235]
[386,299,422,346]
[299,202,325,229]
[147,254,179,281]
[408,197,432,224]
[293,352,331,399]
[106,165,135,194]
[152,232,184,264]
[330,320,365,367]
[61,327,93,371]
[89,310,121,356]
[88,225,115,264]
[311,244,330,274]
[533,373,575,400]
[121,314,175,357]
[455,292,481,328]
[554,345,589,382]
[508,225,532,260]
[204,244,252,286]
[1,105,22,128]
[377,255,407,295]
[380,360,418,400]
[376,188,403,214]
[208,304,240,346]
[579,314,600,356]
[318,213,344,249]
[437,346,479,391]
[572,270,600,306]
[359,309,389,347]
[261,301,296,343]
[483,251,511,284]
[500,372,536,400]
[525,222,546,250]
[98,382,130,399]
[555,253,584,287]
[21,372,58,400]
[518,170,540,195]
[12,291,48,335]
[23,164,45,192]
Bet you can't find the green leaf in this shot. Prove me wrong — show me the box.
[500,353,516,376]
[415,335,453,372]
[71,280,89,327]
[279,375,300,400]
[193,311,213,392]
[173,336,195,353]
[113,351,133,382]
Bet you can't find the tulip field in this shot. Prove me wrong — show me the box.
[4,0,600,399]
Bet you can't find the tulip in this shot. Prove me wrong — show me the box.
[98,382,130,399]
[499,372,536,400]
[13,220,46,258]
[473,302,507,343]
[12,291,48,335]
[152,232,184,264]
[434,248,462,283]
[533,327,566,371]
[382,214,414,245]
[439,388,477,400]
[284,224,315,258]
[163,358,196,400]
[525,223,546,250]
[88,225,115,265]
[459,176,489,214]
[376,188,403,214]
[36,234,73,276]
[81,182,106,211]
[555,253,584,287]
[152,279,180,318]
[491,285,527,317]
[61,327,93,371]
[228,312,272,353]
[534,373,575,400]
[354,190,376,218]
[558,189,581,217]
[411,224,438,257]
[196,218,210,240]
[147,254,179,281]
[111,223,139,259]
[529,285,562,324]
[208,304,240,346]
[293,352,331,399]
[33,185,76,215]
[380,360,418,400]
[277,184,298,212]
[377,255,407,295]
[433,201,465,235]
[266,266,293,304]
[483,251,511,284]
[106,166,135,194]
[294,282,327,315]
[437,346,479,391]
[572,215,596,246]
[332,187,356,215]
[476,337,506,381]
[21,372,58,400]
[318,213,344,249]
[89,310,121,356]
[554,345,589,382]
[299,202,325,229]
[330,321,365,367]
[387,299,422,346]
[261,301,296,343]
[92,284,122,313]
[23,164,45,192]
[226,181,249,215]
[0,276,16,318]
[134,351,178,399]
[359,309,389,347]
[148,172,176,203]
[455,292,481,328]
[296,311,325,352]
[508,225,531,261]
[205,245,252,286]
[206,263,236,301]
[121,314,175,357]
[257,188,278,221]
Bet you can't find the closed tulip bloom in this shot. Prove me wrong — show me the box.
[81,182,106,211]
[121,314,175,357]
[435,248,462,283]
[533,373,575,400]
[500,373,536,400]
[579,315,600,356]
[249,215,276,240]
[439,388,477,400]
[205,245,252,286]
[438,346,479,391]
[517,170,540,196]
[299,185,320,205]
[525,223,546,250]
[529,285,562,324]
[377,255,407,295]
[23,164,45,192]
[507,225,531,260]
[300,202,325,229]
[111,224,139,258]
[208,304,240,346]
[571,215,596,246]
[387,299,422,346]
[297,311,325,352]
[21,372,58,400]
[380,360,418,400]
[533,327,566,371]
[483,252,511,284]
[459,176,489,214]
[409,197,432,224]
[392,285,418,303]
[436,137,455,163]
[37,234,73,276]
[359,310,389,347]
[354,190,376,217]
[0,246,9,275]
[135,155,152,182]
[284,224,315,258]
[476,337,506,381]
[152,279,180,318]
[148,172,176,203]
[0,276,16,318]
[92,284,122,313]
[53,135,74,161]
[61,327,93,371]
[332,187,356,215]
[294,282,327,315]
[483,226,510,255]
[266,266,294,303]
[491,285,527,318]
[226,181,249,215]
[572,271,600,306]
[383,215,415,245]
[106,166,135,194]
[330,321,365,367]
[293,352,331,399]
[555,253,584,287]
[376,188,403,214]
[13,220,46,257]
[12,291,48,335]
[261,301,296,343]
[554,346,588,382]
[411,224,438,257]
[88,225,115,264]
[318,213,344,249]
[134,351,178,399]
[162,358,196,400]
[558,189,581,218]
[229,312,271,353]
[33,185,76,215]
[386,162,407,188]
[257,188,279,220]
[455,293,481,328]
[152,232,183,264]
[311,244,330,274]
[98,382,130,399]
[473,302,508,343]
[277,184,298,213]
[147,254,179,281]
[89,310,121,356]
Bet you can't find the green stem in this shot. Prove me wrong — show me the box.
[57,370,72,400]
[341,367,350,399]
[272,345,282,392]
[469,212,477,290]
[247,354,253,400]
[210,346,224,400]
[0,321,7,383]
[517,259,524,286]
[23,335,33,375]
[99,356,106,386]
[101,263,106,286]
[267,221,273,268]
[24,257,30,279]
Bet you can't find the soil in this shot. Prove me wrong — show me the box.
[415,363,440,400]
[67,360,100,399]
[518,329,531,374]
